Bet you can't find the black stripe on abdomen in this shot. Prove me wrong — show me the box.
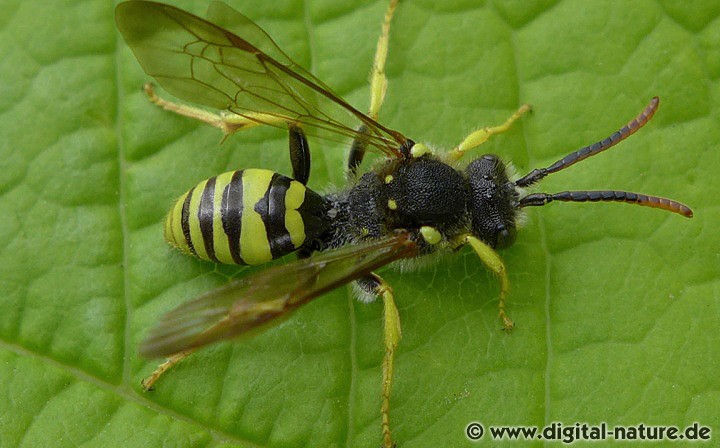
[181,186,197,257]
[255,174,295,259]
[221,170,244,264]
[198,176,217,262]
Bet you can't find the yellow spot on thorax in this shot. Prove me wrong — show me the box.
[387,199,398,210]
[420,226,442,245]
[410,143,431,158]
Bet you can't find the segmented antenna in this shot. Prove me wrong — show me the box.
[514,97,693,218]
[519,191,693,218]
[515,97,659,187]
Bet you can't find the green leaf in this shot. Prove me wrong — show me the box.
[1,1,717,447]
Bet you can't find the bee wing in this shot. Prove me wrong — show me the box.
[115,1,408,157]
[140,232,418,358]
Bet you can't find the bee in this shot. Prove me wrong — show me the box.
[116,1,693,447]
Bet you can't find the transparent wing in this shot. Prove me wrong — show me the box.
[140,232,418,358]
[115,1,408,157]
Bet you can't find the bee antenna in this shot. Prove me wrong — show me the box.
[518,190,693,218]
[515,97,659,188]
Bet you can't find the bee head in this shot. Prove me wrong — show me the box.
[465,154,520,249]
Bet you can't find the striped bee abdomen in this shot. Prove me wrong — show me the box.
[164,169,330,265]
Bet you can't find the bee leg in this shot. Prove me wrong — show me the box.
[357,273,401,448]
[369,0,399,121]
[145,82,311,183]
[348,0,400,178]
[288,124,310,184]
[142,83,286,140]
[347,125,370,177]
[447,104,532,162]
[140,349,195,391]
[460,234,515,331]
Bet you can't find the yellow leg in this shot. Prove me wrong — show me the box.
[448,104,532,162]
[141,349,195,391]
[358,273,401,448]
[347,0,400,176]
[143,83,289,139]
[461,235,515,331]
[368,0,399,120]
[380,278,400,448]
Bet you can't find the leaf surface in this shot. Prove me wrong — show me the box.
[0,1,717,447]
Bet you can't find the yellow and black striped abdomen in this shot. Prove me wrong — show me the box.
[165,169,329,265]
